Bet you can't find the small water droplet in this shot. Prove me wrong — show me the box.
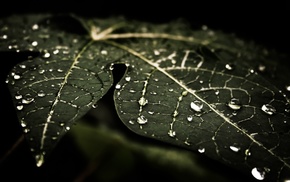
[198,147,205,153]
[215,90,219,95]
[129,120,134,124]
[101,50,108,55]
[261,104,276,115]
[24,128,30,133]
[65,126,70,131]
[19,64,26,69]
[251,167,266,180]
[32,24,39,30]
[138,97,148,106]
[115,83,121,89]
[20,120,27,127]
[258,64,266,72]
[225,63,234,70]
[53,49,59,54]
[42,52,50,58]
[92,103,98,108]
[168,129,176,137]
[16,105,23,110]
[13,74,21,80]
[15,94,22,100]
[169,88,174,92]
[148,111,154,115]
[245,149,251,156]
[286,85,290,92]
[22,97,34,104]
[190,100,203,112]
[57,69,64,73]
[38,69,45,74]
[35,154,44,167]
[229,145,240,152]
[187,115,193,122]
[227,98,242,110]
[125,76,131,82]
[31,41,38,46]
[137,115,147,124]
[37,90,46,97]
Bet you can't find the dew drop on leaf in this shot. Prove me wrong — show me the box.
[16,104,23,110]
[15,94,22,100]
[115,83,121,89]
[245,149,251,156]
[229,145,240,152]
[198,147,205,153]
[187,115,193,122]
[168,129,176,137]
[261,104,276,115]
[31,41,38,46]
[125,76,131,82]
[286,85,290,92]
[251,167,266,180]
[138,97,148,106]
[137,115,147,124]
[227,98,242,110]
[37,90,46,97]
[190,100,203,112]
[225,63,235,71]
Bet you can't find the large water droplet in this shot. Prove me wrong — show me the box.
[190,100,203,112]
[251,167,266,180]
[261,104,276,115]
[227,98,242,110]
[137,115,147,124]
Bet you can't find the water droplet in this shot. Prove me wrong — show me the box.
[227,98,242,110]
[261,104,276,115]
[168,129,176,137]
[42,52,50,58]
[65,126,70,131]
[225,63,234,70]
[258,64,266,72]
[251,167,266,180]
[198,147,205,153]
[245,149,251,156]
[138,97,148,106]
[53,49,59,54]
[129,120,134,124]
[137,115,147,124]
[20,120,27,127]
[35,154,44,167]
[190,100,203,112]
[24,128,30,133]
[22,97,34,104]
[187,115,193,122]
[13,74,21,80]
[38,69,45,74]
[229,145,240,152]
[125,76,131,82]
[16,105,23,110]
[57,69,64,73]
[168,88,174,92]
[92,103,98,108]
[31,41,38,46]
[148,111,154,115]
[286,85,290,92]
[101,50,108,55]
[15,94,22,100]
[19,64,26,69]
[37,90,46,97]
[115,83,121,89]
[215,90,219,95]
[32,24,39,30]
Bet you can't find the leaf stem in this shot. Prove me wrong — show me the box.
[0,134,25,164]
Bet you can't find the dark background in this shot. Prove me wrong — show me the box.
[1,0,289,54]
[0,1,289,181]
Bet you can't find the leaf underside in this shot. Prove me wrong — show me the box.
[1,14,289,181]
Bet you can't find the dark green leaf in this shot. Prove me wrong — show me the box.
[1,13,289,181]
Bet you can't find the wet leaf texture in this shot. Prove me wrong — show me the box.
[1,14,289,181]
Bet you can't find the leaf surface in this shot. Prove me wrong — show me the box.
[1,14,289,181]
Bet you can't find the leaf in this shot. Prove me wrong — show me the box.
[1,13,290,181]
